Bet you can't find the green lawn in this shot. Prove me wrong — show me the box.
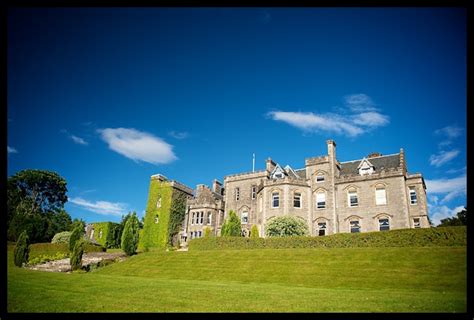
[7,246,466,312]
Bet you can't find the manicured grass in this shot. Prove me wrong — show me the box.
[7,245,466,312]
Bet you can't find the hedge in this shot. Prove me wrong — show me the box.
[188,226,466,251]
[29,242,105,259]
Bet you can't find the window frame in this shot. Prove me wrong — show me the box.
[235,187,240,201]
[409,187,418,205]
[293,192,302,208]
[316,191,326,209]
[241,211,249,224]
[272,192,280,208]
[379,218,390,231]
[316,174,325,183]
[350,220,361,233]
[375,187,387,206]
[413,218,421,228]
[348,190,358,207]
[251,186,256,200]
[318,222,327,236]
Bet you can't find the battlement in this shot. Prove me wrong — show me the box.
[224,170,267,181]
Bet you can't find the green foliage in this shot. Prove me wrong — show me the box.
[250,225,259,238]
[438,207,467,227]
[51,231,72,244]
[70,218,86,231]
[203,227,212,237]
[221,210,241,237]
[167,190,188,246]
[7,169,69,243]
[139,178,191,250]
[70,239,85,271]
[189,226,467,251]
[88,222,120,248]
[265,216,308,237]
[13,231,30,267]
[69,226,84,252]
[121,212,140,256]
[28,243,104,260]
[28,252,69,265]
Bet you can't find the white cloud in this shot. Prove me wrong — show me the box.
[7,146,18,154]
[425,174,466,203]
[428,204,465,227]
[446,166,466,174]
[435,125,463,139]
[351,112,389,127]
[69,197,128,217]
[98,128,177,165]
[70,135,88,145]
[168,131,189,140]
[429,150,459,167]
[344,94,378,112]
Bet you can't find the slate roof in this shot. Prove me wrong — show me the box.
[295,169,307,179]
[339,154,400,176]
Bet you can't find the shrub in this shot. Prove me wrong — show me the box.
[265,216,309,237]
[221,210,241,237]
[189,226,467,251]
[69,226,84,252]
[28,252,69,265]
[70,239,85,271]
[51,231,72,244]
[250,225,259,238]
[13,231,30,267]
[204,227,212,237]
[121,212,139,256]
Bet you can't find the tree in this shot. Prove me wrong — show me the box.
[14,231,30,267]
[69,226,84,252]
[70,218,86,231]
[250,225,259,238]
[7,169,70,243]
[121,212,140,256]
[265,216,309,237]
[221,211,241,237]
[70,239,85,271]
[438,207,468,227]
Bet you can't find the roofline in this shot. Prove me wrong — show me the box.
[339,152,400,164]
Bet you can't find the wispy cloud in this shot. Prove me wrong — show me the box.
[446,166,466,175]
[168,131,189,140]
[425,174,466,203]
[267,94,389,137]
[429,150,459,167]
[428,204,465,227]
[70,135,88,145]
[7,146,18,154]
[435,125,463,139]
[69,197,128,217]
[344,93,378,112]
[98,128,177,165]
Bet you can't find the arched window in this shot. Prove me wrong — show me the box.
[317,222,327,236]
[350,220,360,233]
[379,218,390,231]
[156,196,162,208]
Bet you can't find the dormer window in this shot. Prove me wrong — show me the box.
[358,158,375,176]
[271,164,286,179]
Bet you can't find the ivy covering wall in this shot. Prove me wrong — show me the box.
[139,178,189,250]
[89,222,120,248]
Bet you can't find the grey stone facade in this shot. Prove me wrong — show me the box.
[173,139,429,242]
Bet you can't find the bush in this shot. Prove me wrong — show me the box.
[121,212,139,256]
[14,231,30,267]
[70,239,85,271]
[265,216,309,237]
[204,227,212,237]
[250,225,259,238]
[69,226,84,252]
[28,252,69,265]
[51,231,72,244]
[189,226,467,251]
[221,210,241,237]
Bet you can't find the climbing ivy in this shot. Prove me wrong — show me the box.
[167,190,188,247]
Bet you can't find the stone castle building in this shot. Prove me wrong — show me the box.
[143,140,429,247]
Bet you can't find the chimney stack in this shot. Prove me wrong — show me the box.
[212,179,222,194]
[266,158,276,173]
[326,140,336,161]
[400,148,406,175]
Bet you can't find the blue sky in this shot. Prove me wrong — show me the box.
[7,8,466,226]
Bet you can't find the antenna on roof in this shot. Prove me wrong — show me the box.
[252,153,255,172]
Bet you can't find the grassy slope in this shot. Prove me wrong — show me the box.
[7,246,466,312]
